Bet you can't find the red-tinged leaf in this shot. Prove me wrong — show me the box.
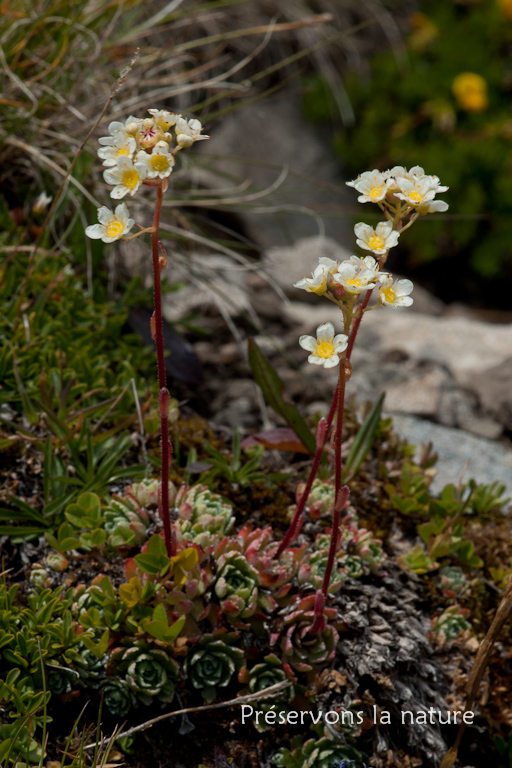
[241,428,310,454]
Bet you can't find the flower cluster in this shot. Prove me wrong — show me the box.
[295,165,448,369]
[85,109,209,243]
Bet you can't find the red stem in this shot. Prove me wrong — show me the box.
[151,180,174,557]
[274,288,374,560]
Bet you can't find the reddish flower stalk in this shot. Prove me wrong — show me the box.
[307,289,374,634]
[150,178,175,557]
[275,415,332,558]
[275,288,373,563]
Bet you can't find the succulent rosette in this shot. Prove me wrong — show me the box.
[272,738,362,768]
[214,551,260,619]
[185,633,244,702]
[47,666,76,695]
[354,530,385,572]
[241,653,294,733]
[431,606,471,642]
[128,478,173,509]
[176,484,235,548]
[339,554,364,579]
[74,646,107,689]
[244,653,295,701]
[111,643,180,705]
[214,524,303,604]
[298,479,336,520]
[298,549,345,595]
[439,565,469,597]
[277,596,339,673]
[104,496,150,548]
[100,677,136,716]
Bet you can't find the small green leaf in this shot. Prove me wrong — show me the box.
[342,394,384,481]
[163,614,186,642]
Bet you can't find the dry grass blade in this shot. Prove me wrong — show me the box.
[440,574,512,768]
[82,680,292,751]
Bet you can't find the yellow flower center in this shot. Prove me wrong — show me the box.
[151,154,169,172]
[369,186,384,200]
[106,221,124,238]
[346,277,362,287]
[381,286,396,303]
[122,170,139,189]
[316,341,335,359]
[368,235,385,251]
[117,147,129,156]
[408,190,423,203]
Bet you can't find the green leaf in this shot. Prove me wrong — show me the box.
[163,614,186,642]
[342,393,384,481]
[134,553,169,575]
[0,525,48,537]
[248,338,315,454]
[4,496,48,524]
[81,629,109,659]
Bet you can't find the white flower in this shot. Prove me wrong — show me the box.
[97,132,136,166]
[175,116,210,148]
[136,118,166,150]
[136,144,175,179]
[332,255,379,294]
[423,174,449,194]
[378,275,414,308]
[395,177,438,207]
[299,322,348,368]
[346,170,390,203]
[103,156,147,199]
[85,203,134,243]
[384,166,448,197]
[32,192,52,214]
[294,257,338,295]
[98,117,140,147]
[147,109,178,130]
[416,199,449,214]
[354,221,400,255]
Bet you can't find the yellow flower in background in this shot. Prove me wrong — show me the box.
[452,73,488,113]
[498,0,512,20]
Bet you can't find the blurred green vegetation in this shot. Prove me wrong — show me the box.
[304,0,512,296]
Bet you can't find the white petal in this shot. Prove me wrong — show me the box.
[375,221,393,237]
[316,322,335,343]
[85,224,106,239]
[333,335,348,353]
[299,335,317,352]
[97,206,114,225]
[323,355,340,368]
[103,168,119,185]
[318,257,338,270]
[114,203,129,223]
[395,279,414,296]
[110,186,127,199]
[308,354,325,366]
[108,121,125,134]
[354,222,372,240]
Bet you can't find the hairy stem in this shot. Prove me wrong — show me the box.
[151,179,174,557]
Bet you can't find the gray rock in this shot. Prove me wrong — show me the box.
[388,413,512,496]
[264,235,351,294]
[201,98,353,248]
[472,357,512,431]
